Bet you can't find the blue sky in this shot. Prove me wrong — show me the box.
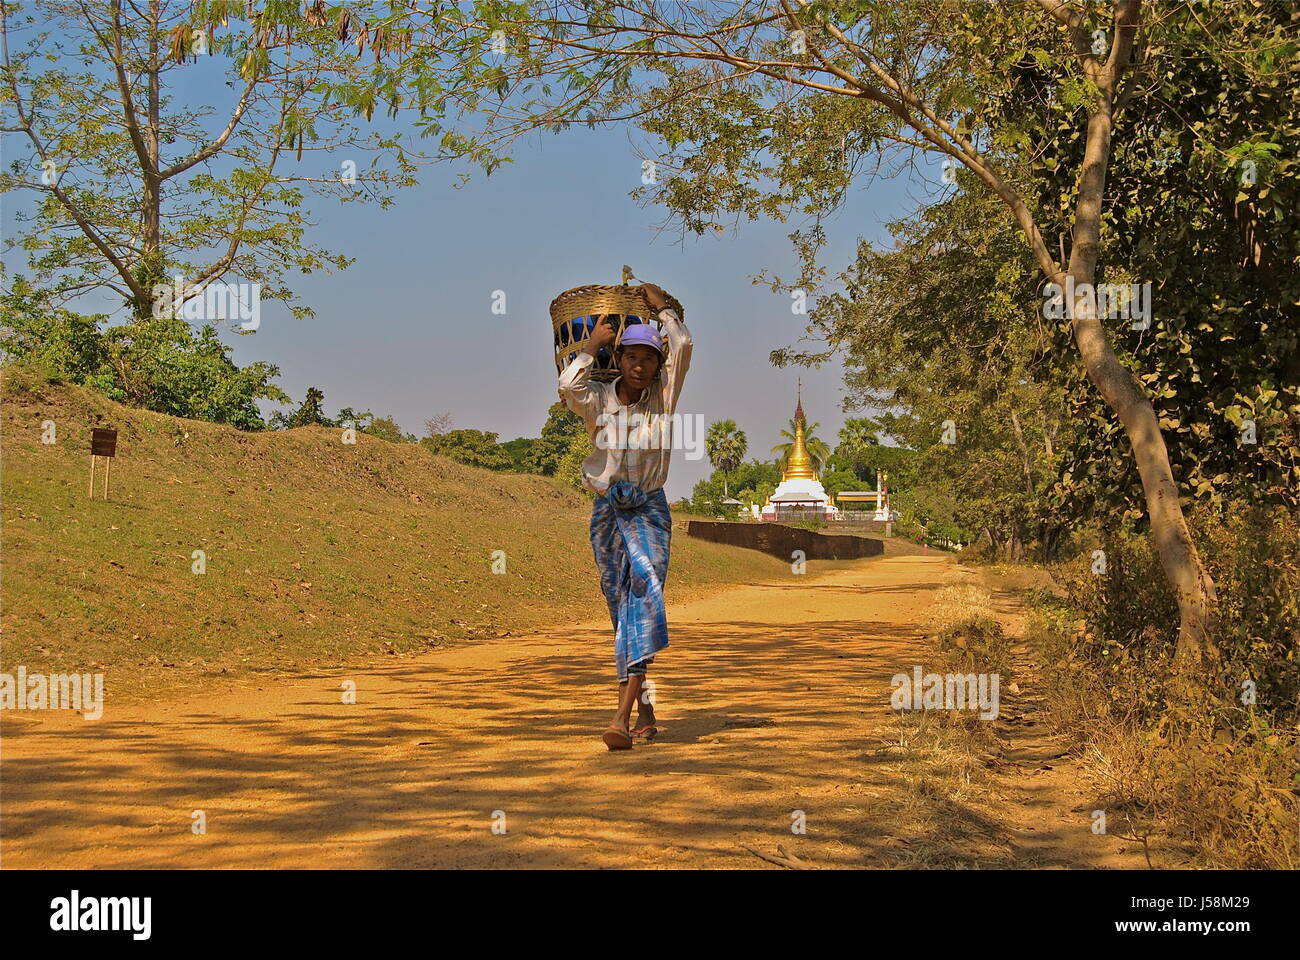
[3,34,945,501]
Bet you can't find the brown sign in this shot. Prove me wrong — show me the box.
[91,428,118,458]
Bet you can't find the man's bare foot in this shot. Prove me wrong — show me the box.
[603,723,633,750]
[633,705,657,738]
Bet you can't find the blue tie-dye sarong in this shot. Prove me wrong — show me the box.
[590,480,672,681]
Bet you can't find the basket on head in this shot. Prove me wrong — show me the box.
[550,283,685,383]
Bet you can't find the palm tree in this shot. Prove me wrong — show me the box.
[706,420,748,497]
[835,417,882,482]
[771,419,831,475]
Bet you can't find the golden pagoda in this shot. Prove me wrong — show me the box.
[760,382,836,522]
[783,392,818,481]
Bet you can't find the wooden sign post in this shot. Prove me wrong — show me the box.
[89,428,118,499]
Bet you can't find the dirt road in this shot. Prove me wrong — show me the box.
[1,554,1145,868]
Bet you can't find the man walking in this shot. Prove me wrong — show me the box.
[557,282,693,750]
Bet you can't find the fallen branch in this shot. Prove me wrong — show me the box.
[739,843,815,869]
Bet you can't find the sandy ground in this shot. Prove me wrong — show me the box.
[1,553,1148,869]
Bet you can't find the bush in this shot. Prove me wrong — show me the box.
[421,429,515,471]
[1051,503,1299,727]
[3,279,289,428]
[786,518,826,532]
[1029,500,1299,868]
[956,539,999,565]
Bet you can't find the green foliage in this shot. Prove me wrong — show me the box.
[818,467,859,500]
[499,436,537,470]
[833,417,883,482]
[421,428,515,471]
[781,186,1069,557]
[525,402,587,476]
[363,415,412,443]
[272,387,335,429]
[334,405,372,432]
[552,428,593,493]
[691,458,782,512]
[1,279,110,383]
[2,280,287,430]
[705,419,747,495]
[976,0,1300,515]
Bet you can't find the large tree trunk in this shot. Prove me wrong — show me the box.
[1070,309,1217,661]
[1067,77,1217,663]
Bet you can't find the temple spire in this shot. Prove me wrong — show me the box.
[784,382,815,480]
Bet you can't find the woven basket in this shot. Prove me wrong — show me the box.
[550,283,685,383]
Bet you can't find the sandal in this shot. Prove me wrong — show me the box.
[602,723,633,750]
[632,720,658,740]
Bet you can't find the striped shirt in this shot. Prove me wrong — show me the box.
[556,307,693,496]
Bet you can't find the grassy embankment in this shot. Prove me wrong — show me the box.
[2,367,833,702]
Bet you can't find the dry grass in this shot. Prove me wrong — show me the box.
[862,710,1010,868]
[853,584,1020,867]
[924,583,1014,679]
[1026,601,1299,869]
[925,583,995,632]
[978,563,1057,594]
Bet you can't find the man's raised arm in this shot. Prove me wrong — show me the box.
[641,284,692,414]
[557,314,615,424]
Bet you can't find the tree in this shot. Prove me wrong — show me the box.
[271,386,333,429]
[499,436,537,470]
[819,466,859,500]
[424,413,454,437]
[0,0,424,419]
[421,428,514,471]
[363,415,411,443]
[1,0,423,318]
[335,407,374,433]
[834,418,883,483]
[525,401,587,476]
[787,4,1299,562]
[705,419,747,496]
[771,418,831,475]
[1029,4,1300,514]
[553,428,593,492]
[793,184,1074,560]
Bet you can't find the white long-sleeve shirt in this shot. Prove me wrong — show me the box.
[557,307,693,496]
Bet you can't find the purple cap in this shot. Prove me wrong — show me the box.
[617,323,664,356]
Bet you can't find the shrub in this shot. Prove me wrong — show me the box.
[787,518,826,532]
[1029,500,1299,868]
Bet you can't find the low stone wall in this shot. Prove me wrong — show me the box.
[683,520,884,560]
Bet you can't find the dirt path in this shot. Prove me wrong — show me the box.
[1,554,1145,869]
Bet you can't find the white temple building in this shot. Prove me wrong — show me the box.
[760,391,839,522]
